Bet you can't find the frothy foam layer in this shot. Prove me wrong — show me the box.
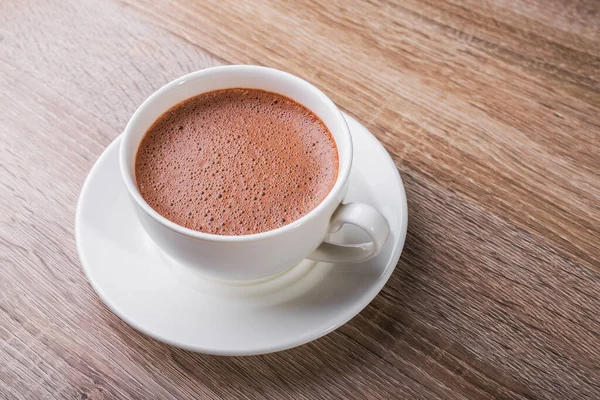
[135,88,338,235]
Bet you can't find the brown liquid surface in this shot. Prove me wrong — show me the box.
[135,88,338,235]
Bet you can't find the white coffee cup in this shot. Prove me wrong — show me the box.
[120,65,390,281]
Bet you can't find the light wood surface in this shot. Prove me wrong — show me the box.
[1,0,599,398]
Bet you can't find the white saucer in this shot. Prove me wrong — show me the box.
[76,112,408,355]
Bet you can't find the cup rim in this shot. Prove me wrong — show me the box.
[120,65,353,243]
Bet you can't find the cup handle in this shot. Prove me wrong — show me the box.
[308,203,390,263]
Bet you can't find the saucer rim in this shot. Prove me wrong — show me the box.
[75,112,408,355]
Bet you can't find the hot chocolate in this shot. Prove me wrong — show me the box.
[135,88,338,235]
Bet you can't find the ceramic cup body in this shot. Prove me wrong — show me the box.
[120,65,388,281]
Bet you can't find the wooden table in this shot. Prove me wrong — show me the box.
[1,0,598,398]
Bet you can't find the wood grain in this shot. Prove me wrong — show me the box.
[1,0,599,399]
